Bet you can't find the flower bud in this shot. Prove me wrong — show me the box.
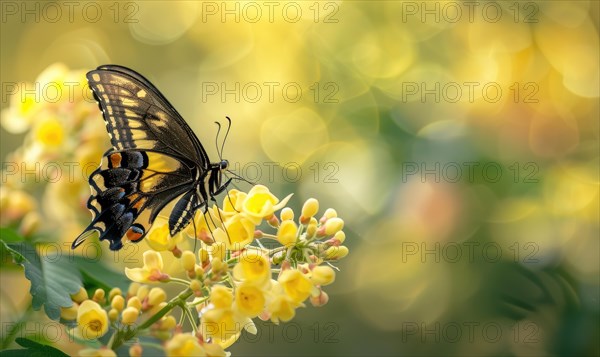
[71,287,88,303]
[254,230,264,239]
[160,315,177,330]
[306,217,318,238]
[190,279,202,293]
[280,207,294,221]
[310,290,329,307]
[320,208,337,223]
[318,217,344,236]
[210,242,227,261]
[108,288,122,302]
[129,344,143,357]
[277,220,297,246]
[333,231,346,244]
[325,245,349,260]
[136,285,149,301]
[127,296,142,310]
[60,303,78,320]
[267,214,280,228]
[181,250,196,271]
[198,248,209,265]
[170,246,182,258]
[194,266,204,279]
[148,288,167,306]
[311,265,336,286]
[300,198,319,224]
[108,308,119,322]
[211,257,227,274]
[121,307,139,325]
[92,289,105,303]
[128,283,140,297]
[111,295,125,311]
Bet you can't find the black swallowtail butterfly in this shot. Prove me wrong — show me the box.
[72,65,231,251]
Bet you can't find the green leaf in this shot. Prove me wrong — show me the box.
[0,338,69,357]
[5,242,82,321]
[0,228,24,243]
[72,255,129,292]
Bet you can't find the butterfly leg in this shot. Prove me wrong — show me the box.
[213,178,233,196]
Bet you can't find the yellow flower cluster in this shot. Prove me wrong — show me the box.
[61,284,177,351]
[0,63,108,240]
[122,185,349,354]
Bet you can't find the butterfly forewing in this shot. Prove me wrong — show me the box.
[86,65,209,167]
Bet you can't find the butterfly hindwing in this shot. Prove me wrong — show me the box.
[73,149,196,250]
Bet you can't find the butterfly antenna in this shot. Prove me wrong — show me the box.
[225,170,255,186]
[220,116,232,158]
[214,121,223,160]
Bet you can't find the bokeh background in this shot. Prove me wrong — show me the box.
[1,1,598,356]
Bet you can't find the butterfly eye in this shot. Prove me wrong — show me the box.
[220,160,228,170]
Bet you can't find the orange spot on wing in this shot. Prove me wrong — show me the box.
[110,153,122,168]
[126,226,144,241]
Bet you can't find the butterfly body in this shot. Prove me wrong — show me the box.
[73,65,229,251]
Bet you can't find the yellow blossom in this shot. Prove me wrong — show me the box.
[222,189,247,216]
[33,117,64,148]
[75,300,109,340]
[146,223,184,252]
[215,214,255,249]
[203,342,227,357]
[233,250,271,285]
[125,251,168,283]
[242,185,292,224]
[267,294,299,324]
[278,269,314,304]
[210,285,233,309]
[234,282,266,317]
[277,220,298,246]
[199,307,243,348]
[165,333,205,357]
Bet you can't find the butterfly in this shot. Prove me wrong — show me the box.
[72,65,232,251]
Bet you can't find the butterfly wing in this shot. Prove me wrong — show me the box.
[73,149,195,250]
[73,65,210,250]
[86,65,210,167]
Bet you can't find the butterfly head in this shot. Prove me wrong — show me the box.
[219,159,229,170]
